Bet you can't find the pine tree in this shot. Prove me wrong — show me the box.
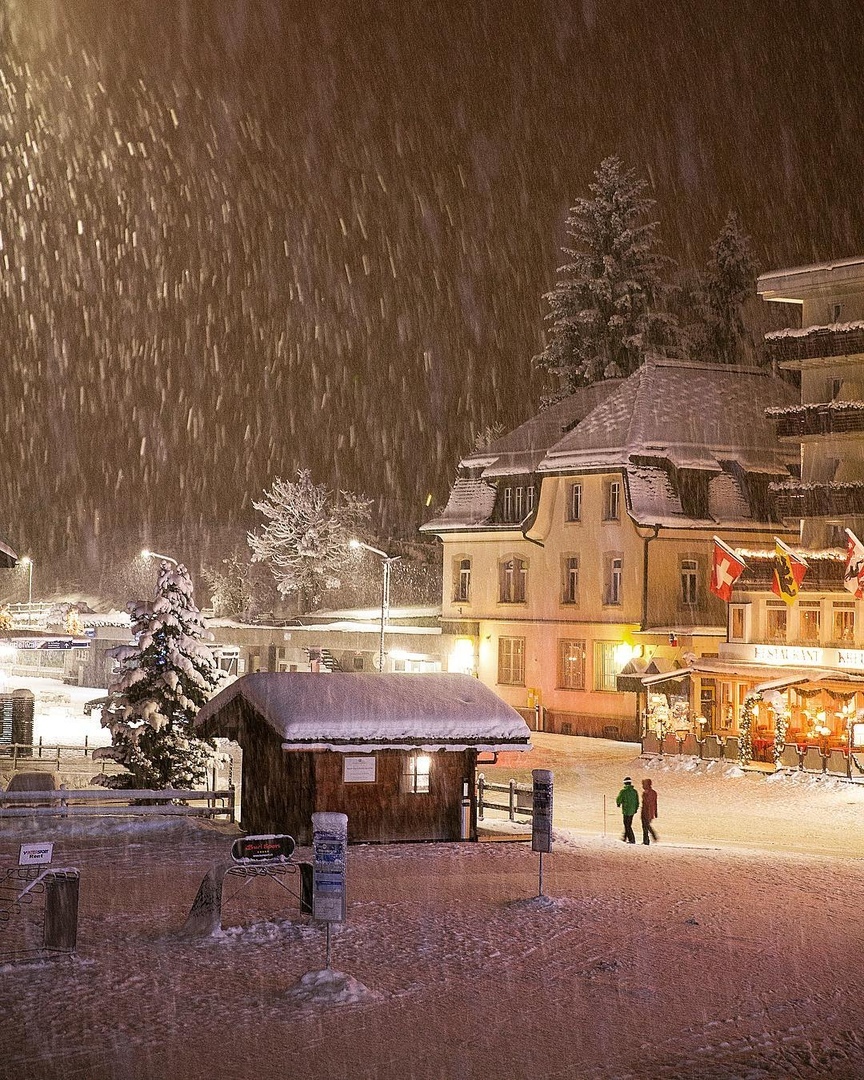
[100,562,225,789]
[535,156,678,396]
[694,210,758,364]
[248,470,372,613]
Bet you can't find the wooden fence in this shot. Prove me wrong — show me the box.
[476,774,533,821]
[0,787,235,821]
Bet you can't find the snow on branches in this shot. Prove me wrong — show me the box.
[99,561,226,789]
[248,470,372,612]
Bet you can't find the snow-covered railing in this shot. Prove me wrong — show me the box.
[763,322,864,364]
[476,774,533,822]
[0,787,235,821]
[765,399,864,438]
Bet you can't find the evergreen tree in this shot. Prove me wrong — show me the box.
[248,470,372,613]
[535,156,678,396]
[693,210,758,364]
[100,562,225,789]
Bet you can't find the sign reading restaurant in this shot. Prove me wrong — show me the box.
[746,644,864,670]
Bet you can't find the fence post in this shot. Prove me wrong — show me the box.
[38,737,43,759]
[477,773,485,821]
[84,736,89,757]
[43,872,80,952]
[509,778,516,821]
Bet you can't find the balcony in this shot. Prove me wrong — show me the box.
[768,480,864,519]
[766,400,864,439]
[737,552,846,589]
[764,324,864,366]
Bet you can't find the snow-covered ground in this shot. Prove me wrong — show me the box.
[3,734,864,1079]
[0,673,110,748]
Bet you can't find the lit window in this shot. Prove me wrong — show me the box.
[604,480,621,521]
[498,637,525,685]
[568,483,582,522]
[499,557,527,603]
[403,754,431,794]
[833,604,856,644]
[453,557,471,603]
[799,603,821,644]
[681,559,698,606]
[766,604,787,643]
[593,641,624,692]
[562,556,579,604]
[558,639,585,689]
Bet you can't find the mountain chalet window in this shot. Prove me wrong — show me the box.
[603,480,621,521]
[402,754,431,794]
[453,557,471,603]
[799,602,821,644]
[567,482,582,522]
[593,641,623,692]
[766,604,787,643]
[499,557,527,603]
[833,603,856,644]
[498,636,525,685]
[558,639,586,689]
[562,555,580,604]
[680,559,698,606]
[499,483,535,523]
[604,555,623,606]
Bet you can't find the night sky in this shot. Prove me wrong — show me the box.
[1,0,863,591]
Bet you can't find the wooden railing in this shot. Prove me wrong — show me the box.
[476,774,533,821]
[0,787,235,821]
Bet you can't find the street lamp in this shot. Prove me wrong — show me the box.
[141,549,179,567]
[350,539,401,672]
[17,556,33,610]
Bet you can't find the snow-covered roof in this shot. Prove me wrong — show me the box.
[195,672,533,753]
[0,537,18,568]
[427,358,798,532]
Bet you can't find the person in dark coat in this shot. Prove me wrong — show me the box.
[615,776,639,843]
[640,778,658,845]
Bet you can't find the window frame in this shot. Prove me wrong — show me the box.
[402,753,431,794]
[604,554,623,606]
[499,555,527,604]
[765,603,788,644]
[567,482,583,523]
[680,558,698,606]
[604,479,621,522]
[562,554,580,605]
[798,601,821,644]
[832,603,856,644]
[453,556,471,604]
[558,638,586,690]
[593,641,623,693]
[498,636,526,686]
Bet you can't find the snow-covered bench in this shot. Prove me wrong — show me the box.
[0,787,235,820]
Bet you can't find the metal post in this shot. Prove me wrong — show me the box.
[538,851,544,898]
[477,773,485,820]
[325,920,332,969]
[509,778,516,820]
[379,562,387,672]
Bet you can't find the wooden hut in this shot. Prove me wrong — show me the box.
[195,672,532,843]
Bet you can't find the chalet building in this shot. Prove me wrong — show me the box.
[422,356,799,741]
[644,257,864,774]
[195,672,532,843]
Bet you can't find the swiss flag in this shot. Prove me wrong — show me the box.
[710,537,746,602]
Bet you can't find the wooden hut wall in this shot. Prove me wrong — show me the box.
[313,749,473,843]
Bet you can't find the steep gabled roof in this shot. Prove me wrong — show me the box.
[196,671,533,753]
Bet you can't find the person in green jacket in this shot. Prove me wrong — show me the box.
[616,776,639,843]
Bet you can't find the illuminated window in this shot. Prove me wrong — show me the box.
[558,639,585,689]
[799,602,821,644]
[453,557,471,603]
[729,604,749,643]
[498,637,525,685]
[562,555,579,604]
[593,641,623,692]
[766,604,787,643]
[833,603,856,644]
[499,557,527,603]
[403,754,431,794]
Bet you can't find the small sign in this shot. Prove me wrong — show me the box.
[531,769,554,853]
[18,841,54,867]
[231,834,295,863]
[312,812,348,922]
[343,755,376,783]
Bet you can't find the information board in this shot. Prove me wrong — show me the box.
[343,756,377,783]
[311,812,348,922]
[531,769,553,853]
[230,834,295,863]
[18,841,54,867]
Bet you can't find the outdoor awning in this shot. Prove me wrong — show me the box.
[641,660,864,691]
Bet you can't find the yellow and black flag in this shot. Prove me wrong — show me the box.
[771,538,807,606]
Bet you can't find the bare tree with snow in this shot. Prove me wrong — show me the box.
[99,561,225,789]
[535,156,678,398]
[248,470,373,613]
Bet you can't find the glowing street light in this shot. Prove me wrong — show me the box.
[17,556,33,608]
[141,549,179,567]
[350,539,401,672]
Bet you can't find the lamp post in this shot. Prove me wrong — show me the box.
[141,549,179,567]
[350,540,400,672]
[18,556,33,611]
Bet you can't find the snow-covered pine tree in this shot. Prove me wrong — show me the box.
[694,210,758,365]
[535,156,678,396]
[248,470,372,613]
[99,561,225,789]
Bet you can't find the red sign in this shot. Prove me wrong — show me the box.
[231,834,295,863]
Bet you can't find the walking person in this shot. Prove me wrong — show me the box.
[616,776,639,843]
[641,778,658,845]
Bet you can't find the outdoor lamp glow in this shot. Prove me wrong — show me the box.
[141,549,178,566]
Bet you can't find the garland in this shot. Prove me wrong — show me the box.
[738,693,758,767]
[770,700,790,766]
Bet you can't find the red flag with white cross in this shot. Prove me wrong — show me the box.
[710,536,746,602]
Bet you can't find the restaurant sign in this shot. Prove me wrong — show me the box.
[749,644,864,670]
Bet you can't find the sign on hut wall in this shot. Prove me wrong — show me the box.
[343,755,377,783]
